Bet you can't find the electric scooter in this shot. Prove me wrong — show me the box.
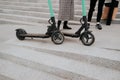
[16,0,64,44]
[62,0,95,46]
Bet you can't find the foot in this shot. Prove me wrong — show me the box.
[87,23,90,26]
[63,26,72,29]
[95,24,102,30]
[87,23,90,29]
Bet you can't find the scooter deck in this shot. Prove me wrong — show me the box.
[63,32,79,38]
[20,33,50,38]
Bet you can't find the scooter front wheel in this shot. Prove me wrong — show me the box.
[51,31,64,45]
[16,29,27,40]
[80,31,95,46]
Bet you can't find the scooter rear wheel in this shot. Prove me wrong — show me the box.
[16,29,27,40]
[51,31,64,44]
[80,31,95,46]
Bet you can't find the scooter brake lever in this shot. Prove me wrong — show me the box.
[48,18,53,24]
[80,18,84,25]
[48,18,51,24]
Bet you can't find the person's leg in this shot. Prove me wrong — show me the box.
[96,0,105,30]
[63,21,72,29]
[97,0,105,22]
[57,20,62,29]
[88,0,97,24]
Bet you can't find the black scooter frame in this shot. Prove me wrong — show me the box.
[62,16,95,46]
[16,17,64,44]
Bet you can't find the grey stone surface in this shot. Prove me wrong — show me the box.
[0,0,119,25]
[0,24,120,80]
[0,74,14,80]
[0,0,120,79]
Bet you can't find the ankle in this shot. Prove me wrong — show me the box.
[63,25,72,29]
[63,21,68,26]
[57,20,62,29]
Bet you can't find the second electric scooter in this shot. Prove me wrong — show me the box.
[16,0,64,44]
[62,0,95,46]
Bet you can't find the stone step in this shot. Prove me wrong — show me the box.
[0,44,120,80]
[0,4,90,13]
[0,17,82,26]
[0,1,119,13]
[0,1,119,11]
[115,12,120,18]
[0,5,90,17]
[0,8,90,21]
[0,18,46,25]
[0,0,119,10]
[0,59,68,80]
[0,0,90,4]
[11,44,120,71]
[0,13,51,23]
[0,8,84,18]
[0,13,83,25]
[4,35,120,71]
[0,8,51,19]
[0,12,119,26]
[101,18,120,24]
[0,12,86,24]
[0,74,14,80]
[0,4,54,13]
[0,0,119,25]
[0,1,120,18]
[0,5,120,18]
[0,1,90,7]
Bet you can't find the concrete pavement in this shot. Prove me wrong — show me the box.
[0,23,120,80]
[0,23,120,49]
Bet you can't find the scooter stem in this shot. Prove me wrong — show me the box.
[47,0,56,29]
[82,0,87,16]
[48,0,55,17]
[81,0,88,30]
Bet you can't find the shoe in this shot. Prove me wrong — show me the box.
[88,23,90,27]
[63,25,72,29]
[87,23,90,29]
[95,24,102,30]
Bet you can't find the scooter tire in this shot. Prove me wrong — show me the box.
[16,29,27,40]
[51,31,64,45]
[80,31,95,46]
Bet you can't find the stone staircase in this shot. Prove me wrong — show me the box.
[0,43,120,80]
[0,24,120,80]
[0,0,119,26]
[0,0,120,79]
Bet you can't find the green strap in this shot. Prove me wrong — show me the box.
[48,0,54,17]
[82,0,87,16]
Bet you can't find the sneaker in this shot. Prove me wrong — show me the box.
[95,24,102,30]
[63,26,72,29]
